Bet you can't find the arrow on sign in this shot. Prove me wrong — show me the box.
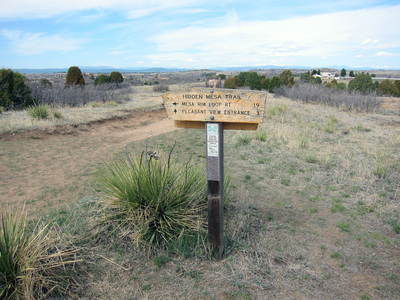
[173,102,178,106]
[174,109,177,114]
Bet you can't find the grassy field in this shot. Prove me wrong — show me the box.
[1,85,399,299]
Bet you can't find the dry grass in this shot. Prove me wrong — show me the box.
[66,92,399,299]
[1,83,399,299]
[0,86,163,135]
[0,83,206,135]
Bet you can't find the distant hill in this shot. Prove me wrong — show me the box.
[15,66,188,74]
[14,65,398,74]
[211,65,310,72]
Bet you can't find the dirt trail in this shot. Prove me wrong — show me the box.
[0,108,177,216]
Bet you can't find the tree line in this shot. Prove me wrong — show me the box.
[0,66,126,111]
[2,66,399,112]
[221,69,400,97]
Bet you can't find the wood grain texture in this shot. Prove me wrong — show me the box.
[162,88,266,125]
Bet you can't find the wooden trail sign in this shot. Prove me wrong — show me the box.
[163,88,267,258]
[162,88,266,130]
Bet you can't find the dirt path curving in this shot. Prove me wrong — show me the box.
[0,108,177,217]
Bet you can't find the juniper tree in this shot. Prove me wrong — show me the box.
[0,68,35,110]
[65,66,85,87]
[110,71,123,86]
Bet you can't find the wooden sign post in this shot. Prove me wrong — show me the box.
[163,88,266,258]
[206,122,224,257]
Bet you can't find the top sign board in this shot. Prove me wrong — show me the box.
[162,88,267,130]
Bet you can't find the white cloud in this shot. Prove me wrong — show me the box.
[0,0,204,20]
[361,38,379,45]
[109,50,131,55]
[376,52,397,57]
[1,30,83,55]
[147,4,400,66]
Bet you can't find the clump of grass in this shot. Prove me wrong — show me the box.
[324,115,338,133]
[281,178,290,186]
[331,203,347,213]
[52,109,64,120]
[297,134,309,149]
[106,100,118,107]
[336,222,351,233]
[95,145,208,248]
[90,101,103,108]
[0,210,78,299]
[254,130,267,142]
[374,149,389,178]
[267,104,288,118]
[354,123,371,132]
[235,133,252,147]
[304,151,318,164]
[153,254,170,268]
[386,214,400,234]
[26,103,49,120]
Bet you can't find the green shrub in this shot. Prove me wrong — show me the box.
[94,74,110,86]
[110,71,123,85]
[244,72,262,90]
[95,147,208,247]
[270,76,283,92]
[348,73,376,94]
[279,70,295,88]
[377,79,399,96]
[65,66,85,87]
[223,76,242,89]
[0,68,35,110]
[26,103,49,120]
[0,211,78,299]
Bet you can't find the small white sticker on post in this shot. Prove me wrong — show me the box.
[207,123,219,157]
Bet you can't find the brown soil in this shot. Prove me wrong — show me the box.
[0,108,177,217]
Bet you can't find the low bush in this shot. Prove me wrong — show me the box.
[26,103,49,120]
[95,146,208,247]
[0,210,78,299]
[29,81,131,107]
[153,85,169,92]
[275,84,381,112]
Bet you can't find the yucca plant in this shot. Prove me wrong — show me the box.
[0,210,78,299]
[26,103,49,120]
[96,145,209,247]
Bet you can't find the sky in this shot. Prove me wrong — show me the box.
[1,0,400,70]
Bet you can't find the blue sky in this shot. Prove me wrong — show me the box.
[1,0,400,69]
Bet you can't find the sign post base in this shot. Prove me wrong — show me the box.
[206,122,224,258]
